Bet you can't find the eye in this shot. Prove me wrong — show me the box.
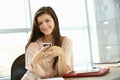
[45,19,50,23]
[37,22,42,25]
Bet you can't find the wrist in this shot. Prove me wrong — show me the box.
[58,48,64,56]
[32,52,45,63]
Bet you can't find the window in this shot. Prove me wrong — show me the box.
[0,0,26,29]
[0,0,95,79]
[0,0,30,79]
[30,0,92,71]
[0,33,27,77]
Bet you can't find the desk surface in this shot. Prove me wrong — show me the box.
[64,67,120,80]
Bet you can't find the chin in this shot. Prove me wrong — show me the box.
[44,33,52,36]
[44,32,52,35]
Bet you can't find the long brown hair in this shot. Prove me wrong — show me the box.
[25,6,62,69]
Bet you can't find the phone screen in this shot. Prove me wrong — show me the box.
[43,43,52,47]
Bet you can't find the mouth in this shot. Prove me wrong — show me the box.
[42,28,51,34]
[43,28,50,32]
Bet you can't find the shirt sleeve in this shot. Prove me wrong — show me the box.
[25,42,49,77]
[25,42,40,70]
[25,48,33,70]
[62,37,74,71]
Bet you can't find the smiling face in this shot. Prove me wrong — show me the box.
[37,13,55,36]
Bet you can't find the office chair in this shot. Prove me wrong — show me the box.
[11,54,27,80]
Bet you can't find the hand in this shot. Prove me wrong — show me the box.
[44,46,64,58]
[32,45,51,62]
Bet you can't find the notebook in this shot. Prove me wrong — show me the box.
[63,68,110,78]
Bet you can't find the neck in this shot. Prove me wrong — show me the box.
[42,35,54,43]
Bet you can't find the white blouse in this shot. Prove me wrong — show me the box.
[21,36,73,80]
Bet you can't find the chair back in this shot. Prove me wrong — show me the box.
[11,54,27,80]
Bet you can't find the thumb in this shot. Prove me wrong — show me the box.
[41,45,50,52]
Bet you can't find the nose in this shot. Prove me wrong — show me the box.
[42,22,47,28]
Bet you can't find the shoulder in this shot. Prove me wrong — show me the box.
[62,36,72,43]
[61,36,72,46]
[27,40,40,52]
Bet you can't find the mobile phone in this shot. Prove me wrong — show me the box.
[42,43,52,48]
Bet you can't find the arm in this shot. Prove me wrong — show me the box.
[31,51,46,76]
[31,46,51,77]
[63,38,74,72]
[26,44,50,77]
[57,37,74,75]
[57,48,69,76]
[44,46,69,76]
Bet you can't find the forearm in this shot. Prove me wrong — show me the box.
[32,51,45,63]
[32,46,49,63]
[31,52,47,77]
[31,61,46,77]
[57,53,68,76]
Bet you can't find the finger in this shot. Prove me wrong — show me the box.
[45,51,52,57]
[45,51,57,58]
[47,46,55,51]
